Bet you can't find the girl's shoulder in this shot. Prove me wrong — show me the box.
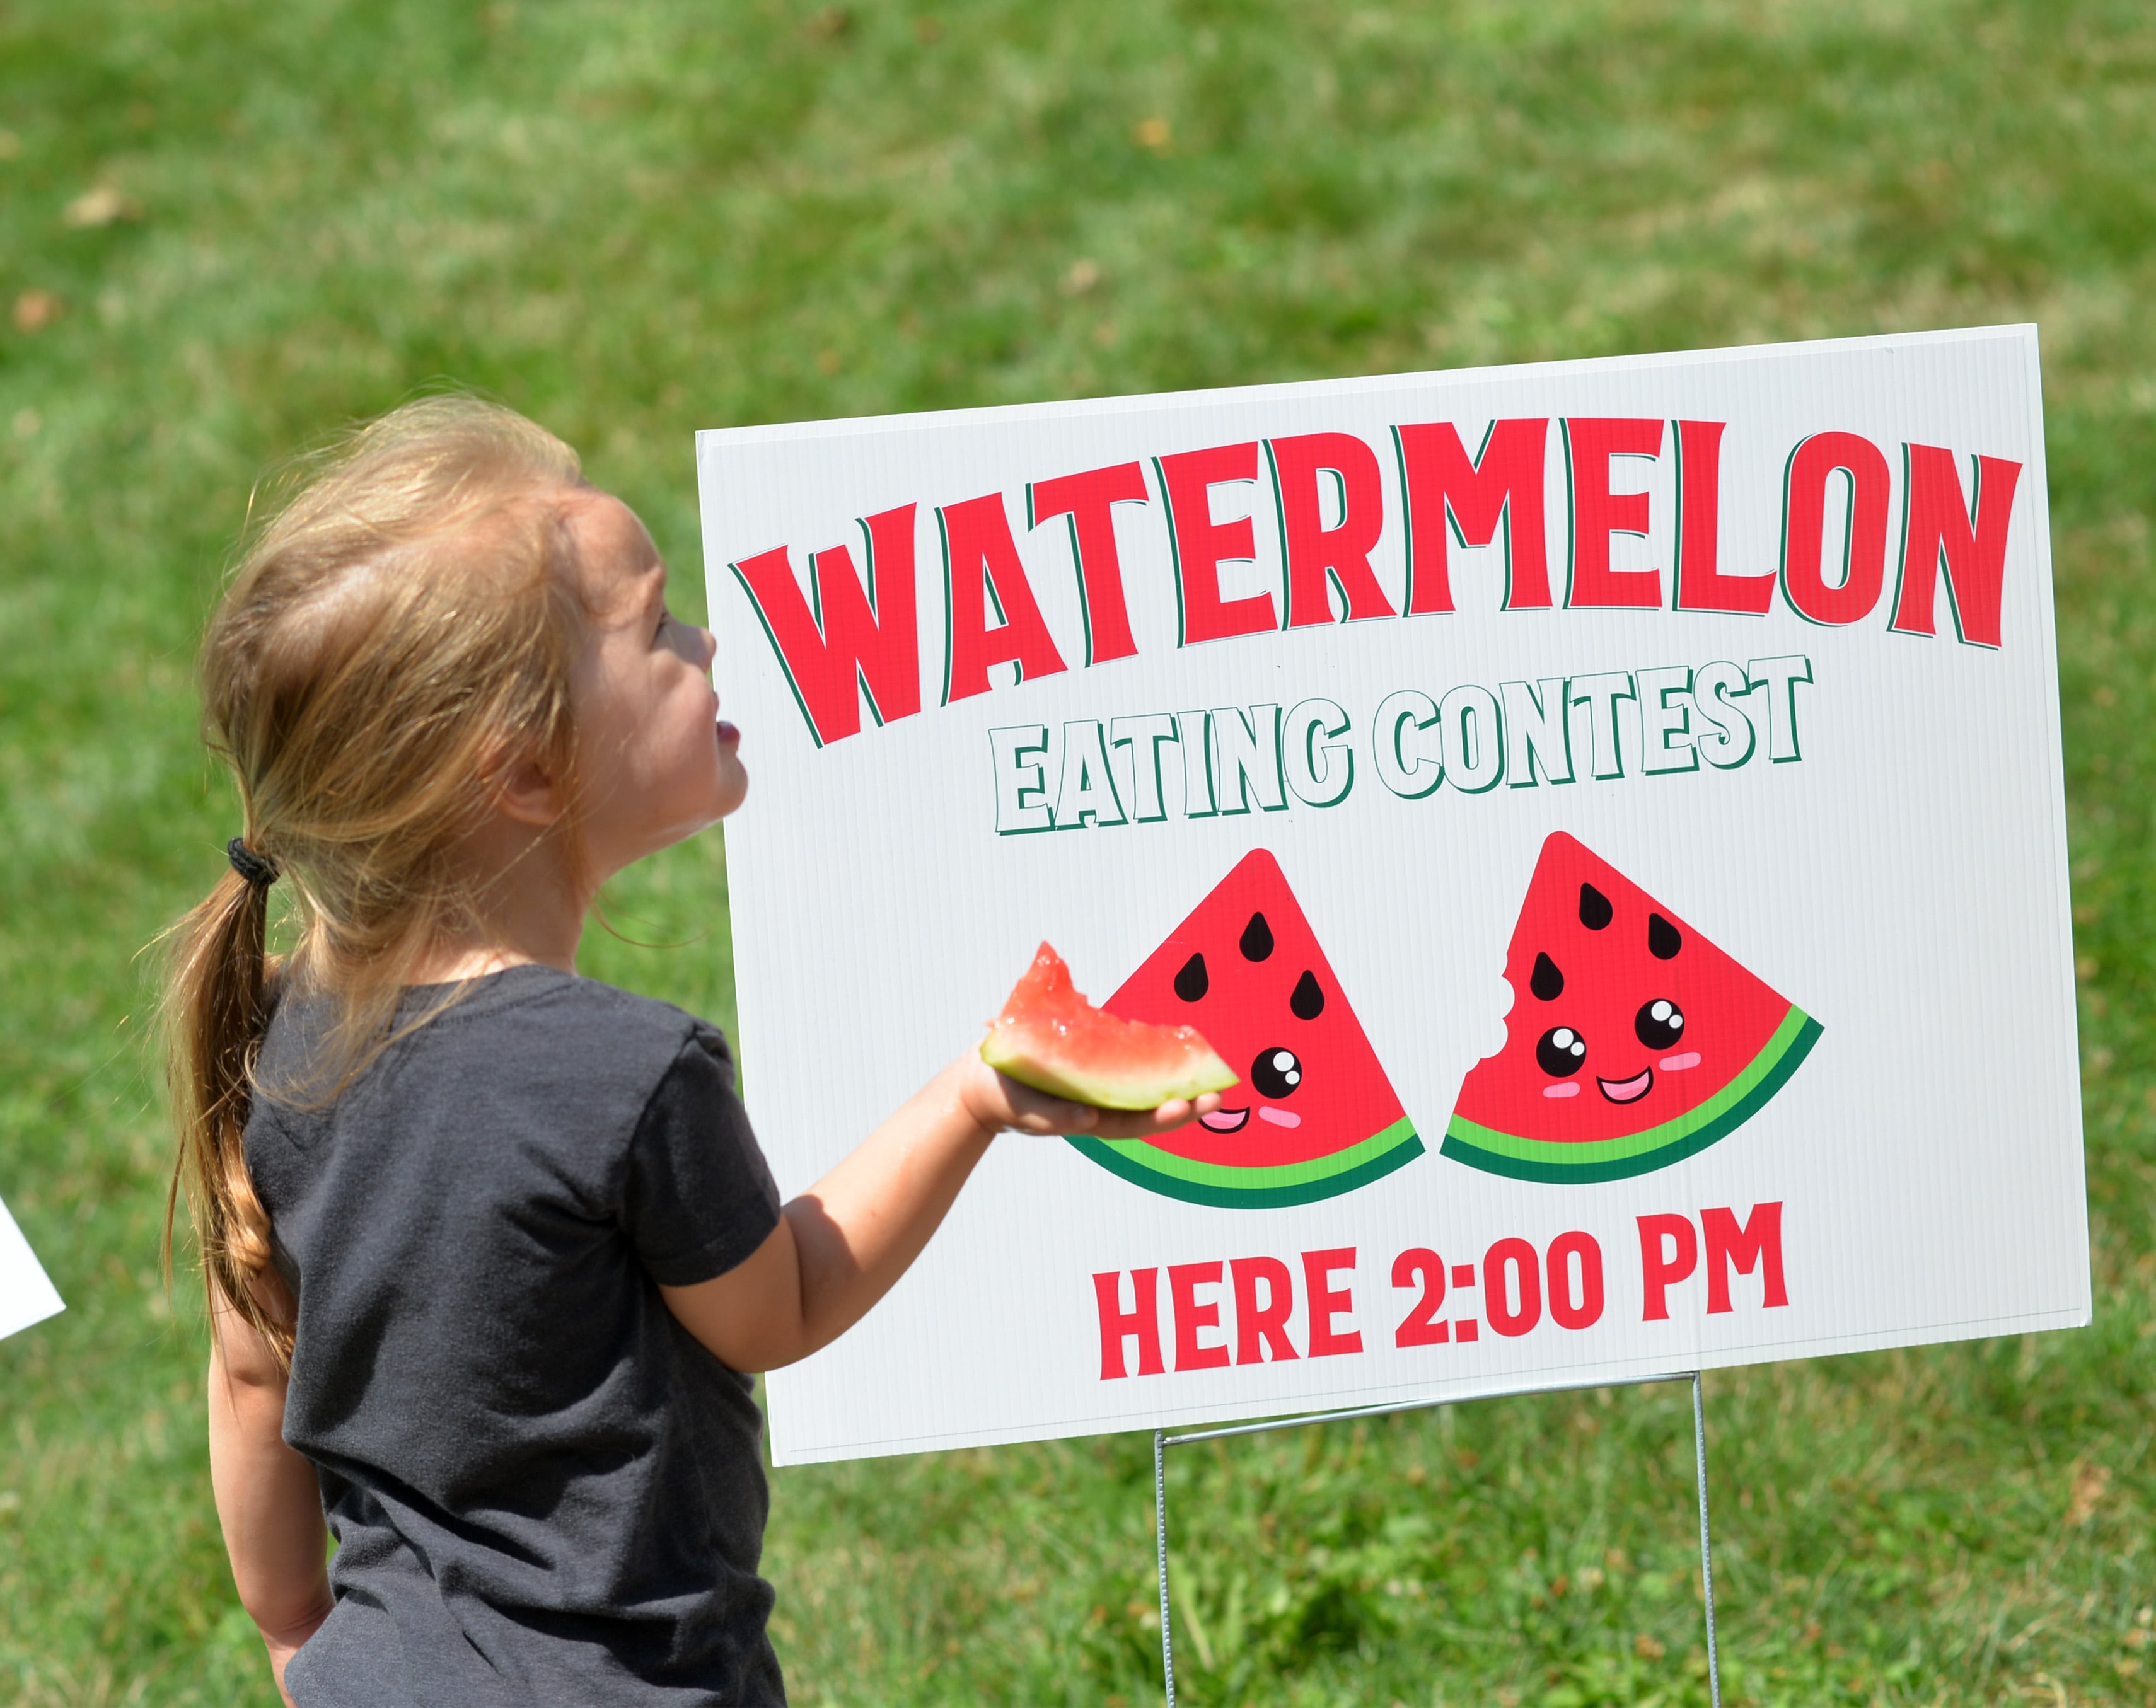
[257,964,732,1128]
[248,966,750,1215]
[401,964,729,1082]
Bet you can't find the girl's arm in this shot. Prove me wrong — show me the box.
[206,1274,333,1707]
[660,1052,1212,1373]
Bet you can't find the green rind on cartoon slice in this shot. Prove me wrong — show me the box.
[1068,1117,1423,1209]
[1442,1008,1821,1184]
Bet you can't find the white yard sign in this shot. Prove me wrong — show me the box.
[697,326,2087,1466]
[0,1192,64,1344]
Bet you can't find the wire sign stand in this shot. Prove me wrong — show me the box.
[1150,1371,1723,1708]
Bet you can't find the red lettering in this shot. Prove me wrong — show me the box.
[1702,1202,1790,1313]
[1230,1256,1299,1365]
[727,504,921,747]
[1168,1261,1232,1371]
[1092,1268,1164,1379]
[1673,420,1771,615]
[1637,1213,1698,1322]
[1156,442,1277,643]
[1485,1237,1543,1337]
[1393,418,1551,612]
[938,492,1069,703]
[1565,417,1665,609]
[1545,1231,1605,1330]
[1389,1247,1449,1347]
[1266,432,1396,628]
[1028,461,1148,665]
[1301,1247,1362,1357]
[1780,432,1891,626]
[1891,443,2022,649]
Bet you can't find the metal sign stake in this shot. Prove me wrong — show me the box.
[1152,1371,1725,1707]
[1691,1371,1723,1708]
[1154,1427,1178,1708]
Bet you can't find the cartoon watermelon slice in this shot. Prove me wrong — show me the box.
[1067,849,1423,1208]
[1444,832,1821,1184]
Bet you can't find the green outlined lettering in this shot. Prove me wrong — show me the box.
[1746,655,1813,763]
[1176,709,1219,816]
[1500,678,1574,787]
[1567,671,1635,780]
[1110,713,1181,823]
[1053,720,1127,829]
[1210,703,1289,815]
[1283,698,1355,807]
[1438,684,1504,793]
[990,724,1055,834]
[1372,690,1442,799]
[1690,660,1758,769]
[1635,664,1699,775]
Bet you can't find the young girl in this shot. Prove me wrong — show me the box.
[165,396,1215,1707]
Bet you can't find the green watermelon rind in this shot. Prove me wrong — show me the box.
[1065,1117,1423,1209]
[1441,1008,1822,1184]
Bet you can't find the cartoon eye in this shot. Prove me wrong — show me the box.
[1634,999,1685,1051]
[1174,953,1208,1001]
[1250,1046,1302,1099]
[1536,1026,1587,1076]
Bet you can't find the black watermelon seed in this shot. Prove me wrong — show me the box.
[1648,911,1682,959]
[1174,953,1209,1002]
[1239,911,1275,961]
[1530,952,1564,1001]
[1578,882,1613,930]
[1290,969,1324,1020]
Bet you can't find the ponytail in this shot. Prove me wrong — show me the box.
[164,848,288,1360]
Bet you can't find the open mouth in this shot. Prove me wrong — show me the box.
[1597,1068,1654,1105]
[1198,1106,1251,1134]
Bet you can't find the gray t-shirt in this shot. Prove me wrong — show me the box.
[245,964,785,1707]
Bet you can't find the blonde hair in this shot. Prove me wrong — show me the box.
[163,394,591,1361]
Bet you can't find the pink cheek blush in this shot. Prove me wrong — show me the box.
[1543,1082,1581,1099]
[1661,1051,1701,1071]
[1258,1105,1301,1128]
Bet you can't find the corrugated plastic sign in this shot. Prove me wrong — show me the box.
[697,326,2087,1465]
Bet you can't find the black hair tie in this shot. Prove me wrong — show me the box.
[226,838,280,889]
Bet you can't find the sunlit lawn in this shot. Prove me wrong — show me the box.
[3,0,2153,1702]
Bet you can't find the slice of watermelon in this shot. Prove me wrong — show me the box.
[1444,832,1821,1184]
[982,943,1237,1109]
[1067,850,1423,1208]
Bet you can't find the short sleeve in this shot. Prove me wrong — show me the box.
[622,1025,782,1287]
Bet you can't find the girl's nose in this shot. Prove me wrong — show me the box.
[697,626,717,669]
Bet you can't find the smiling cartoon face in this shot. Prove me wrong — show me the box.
[1101,850,1413,1173]
[1517,877,1715,1133]
[1445,833,1820,1182]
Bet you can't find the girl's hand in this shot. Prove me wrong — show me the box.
[954,1050,1221,1140]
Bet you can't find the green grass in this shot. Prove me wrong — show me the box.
[2,0,2153,1702]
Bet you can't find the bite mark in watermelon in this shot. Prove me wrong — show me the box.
[1444,832,1821,1184]
[1069,849,1423,1208]
[982,943,1238,1109]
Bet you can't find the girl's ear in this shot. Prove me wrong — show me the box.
[492,748,564,828]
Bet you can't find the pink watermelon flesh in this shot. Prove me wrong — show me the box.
[1445,832,1820,1183]
[982,943,1237,1110]
[1069,849,1423,1208]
